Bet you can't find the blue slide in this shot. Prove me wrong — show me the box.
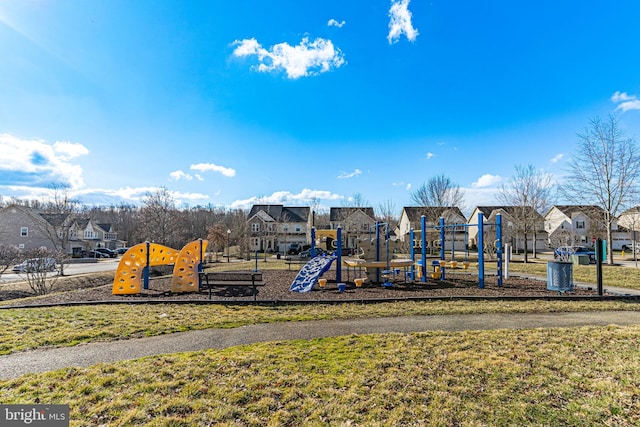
[290,256,337,293]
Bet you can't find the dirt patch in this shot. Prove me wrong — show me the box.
[0,268,604,308]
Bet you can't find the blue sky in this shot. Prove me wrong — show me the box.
[1,0,639,216]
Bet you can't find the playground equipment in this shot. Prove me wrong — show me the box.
[409,213,503,288]
[289,255,337,293]
[112,239,208,295]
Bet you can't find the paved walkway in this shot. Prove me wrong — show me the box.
[1,311,639,380]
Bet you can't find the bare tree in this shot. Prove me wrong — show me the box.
[141,187,181,248]
[345,193,369,208]
[562,115,640,264]
[498,164,553,262]
[411,174,465,209]
[0,244,21,277]
[17,247,62,295]
[376,199,398,225]
[207,223,227,262]
[30,184,78,275]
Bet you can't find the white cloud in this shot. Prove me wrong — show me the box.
[471,174,501,188]
[232,37,346,79]
[77,186,209,204]
[426,152,434,159]
[616,100,640,112]
[611,91,634,103]
[406,183,412,191]
[328,19,346,28]
[387,0,419,44]
[230,188,343,210]
[550,153,564,163]
[337,169,362,179]
[0,133,88,189]
[190,162,236,177]
[53,141,90,160]
[461,187,501,213]
[169,170,193,181]
[611,91,640,112]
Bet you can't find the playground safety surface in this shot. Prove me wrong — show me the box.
[0,269,621,308]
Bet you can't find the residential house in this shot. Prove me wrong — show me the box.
[397,206,467,251]
[545,205,630,250]
[468,206,548,252]
[329,207,377,249]
[617,206,640,244]
[247,205,311,253]
[0,204,121,256]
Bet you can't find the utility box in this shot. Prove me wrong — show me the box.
[571,254,590,265]
[547,261,574,292]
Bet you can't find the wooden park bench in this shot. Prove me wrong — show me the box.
[284,259,308,270]
[198,271,265,300]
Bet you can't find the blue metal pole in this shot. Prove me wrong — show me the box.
[336,226,342,283]
[311,227,316,258]
[421,215,427,282]
[198,238,203,289]
[375,222,381,283]
[410,228,415,279]
[478,213,484,288]
[439,217,445,261]
[496,213,503,287]
[385,223,390,271]
[143,241,150,290]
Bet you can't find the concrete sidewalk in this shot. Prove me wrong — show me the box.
[1,310,639,380]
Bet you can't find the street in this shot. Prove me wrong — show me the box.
[0,258,120,284]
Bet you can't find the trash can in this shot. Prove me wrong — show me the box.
[547,261,574,292]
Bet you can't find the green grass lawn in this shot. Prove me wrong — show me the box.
[506,258,640,290]
[2,324,639,426]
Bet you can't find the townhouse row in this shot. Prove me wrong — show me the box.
[2,203,639,257]
[248,204,640,254]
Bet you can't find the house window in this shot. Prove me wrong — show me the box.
[576,221,585,229]
[295,225,301,232]
[251,223,260,233]
[20,227,28,237]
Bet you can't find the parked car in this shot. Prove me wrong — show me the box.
[12,258,57,274]
[116,247,129,255]
[299,247,324,260]
[622,243,640,252]
[553,246,596,263]
[95,248,117,258]
[87,250,110,258]
[287,244,301,255]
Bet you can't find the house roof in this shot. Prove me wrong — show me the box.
[329,207,375,222]
[97,223,113,232]
[248,205,310,222]
[548,205,605,218]
[620,206,640,215]
[476,205,544,221]
[402,206,466,223]
[39,213,70,227]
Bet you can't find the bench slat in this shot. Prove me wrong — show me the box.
[198,272,264,300]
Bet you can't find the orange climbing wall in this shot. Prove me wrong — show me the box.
[112,243,179,295]
[171,239,208,293]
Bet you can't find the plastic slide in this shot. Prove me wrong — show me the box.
[290,255,337,293]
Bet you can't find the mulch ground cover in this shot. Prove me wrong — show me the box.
[0,267,605,308]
